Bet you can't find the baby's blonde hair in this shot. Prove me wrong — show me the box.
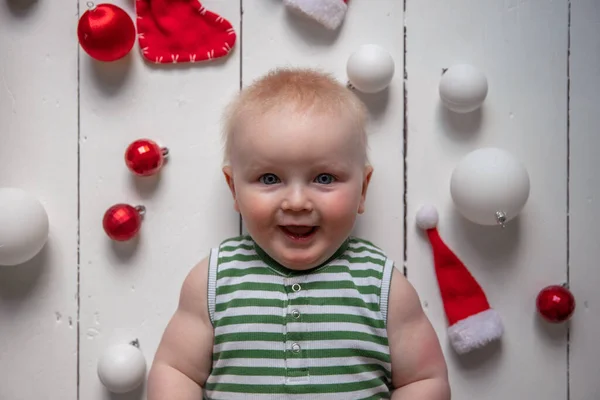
[221,67,369,165]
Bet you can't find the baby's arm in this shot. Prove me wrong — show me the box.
[387,268,451,399]
[147,258,213,399]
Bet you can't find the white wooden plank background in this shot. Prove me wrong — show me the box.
[0,0,598,399]
[406,0,570,399]
[77,1,240,398]
[569,1,600,399]
[0,1,79,399]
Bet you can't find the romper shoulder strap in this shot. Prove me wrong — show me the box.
[206,246,220,326]
[379,258,395,327]
[346,237,396,327]
[206,235,253,325]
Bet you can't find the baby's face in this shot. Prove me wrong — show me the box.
[223,109,372,271]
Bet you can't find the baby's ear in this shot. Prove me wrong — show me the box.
[222,166,239,212]
[358,165,374,214]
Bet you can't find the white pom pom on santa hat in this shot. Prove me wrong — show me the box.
[416,204,503,354]
[283,0,348,30]
[416,204,439,230]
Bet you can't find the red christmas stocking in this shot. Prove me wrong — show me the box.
[135,0,236,64]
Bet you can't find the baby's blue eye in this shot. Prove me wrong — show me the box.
[259,173,280,185]
[315,174,335,185]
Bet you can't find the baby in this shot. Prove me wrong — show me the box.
[147,68,450,399]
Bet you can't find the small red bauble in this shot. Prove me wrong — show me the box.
[536,284,576,323]
[77,3,136,62]
[103,204,145,241]
[125,139,169,176]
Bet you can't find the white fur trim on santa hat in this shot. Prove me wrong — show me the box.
[283,0,348,30]
[447,309,504,354]
[416,204,439,230]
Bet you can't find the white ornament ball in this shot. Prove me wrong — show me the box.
[450,147,530,226]
[97,342,147,393]
[346,44,395,93]
[0,187,49,266]
[439,64,488,113]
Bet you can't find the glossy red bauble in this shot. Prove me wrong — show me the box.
[536,284,576,323]
[103,204,145,241]
[125,139,169,177]
[77,3,136,62]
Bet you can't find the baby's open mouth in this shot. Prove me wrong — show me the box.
[279,225,318,239]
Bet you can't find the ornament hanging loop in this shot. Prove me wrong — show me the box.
[495,211,507,228]
[161,147,170,158]
[135,205,146,216]
[130,338,140,348]
[86,1,96,11]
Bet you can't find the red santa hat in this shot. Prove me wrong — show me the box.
[416,204,503,354]
[283,0,348,30]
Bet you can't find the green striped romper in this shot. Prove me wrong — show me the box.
[204,235,396,399]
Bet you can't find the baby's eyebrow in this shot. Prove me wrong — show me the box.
[242,163,275,174]
[312,161,351,170]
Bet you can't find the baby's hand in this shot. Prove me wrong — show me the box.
[147,258,213,399]
[387,269,451,399]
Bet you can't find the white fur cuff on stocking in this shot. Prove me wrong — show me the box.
[283,0,348,30]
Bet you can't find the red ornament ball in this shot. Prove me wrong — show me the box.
[77,3,136,62]
[536,284,576,323]
[103,204,145,241]
[124,139,168,176]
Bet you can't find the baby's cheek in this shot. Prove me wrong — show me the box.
[239,193,274,223]
[322,192,360,219]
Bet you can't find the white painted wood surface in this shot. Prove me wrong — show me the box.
[0,1,78,399]
[78,1,240,398]
[569,1,600,399]
[406,1,570,398]
[1,0,599,399]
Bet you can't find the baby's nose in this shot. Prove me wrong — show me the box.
[281,186,313,211]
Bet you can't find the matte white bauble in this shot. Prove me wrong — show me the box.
[0,187,49,266]
[98,341,147,393]
[450,148,530,226]
[346,44,395,93]
[439,64,488,113]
